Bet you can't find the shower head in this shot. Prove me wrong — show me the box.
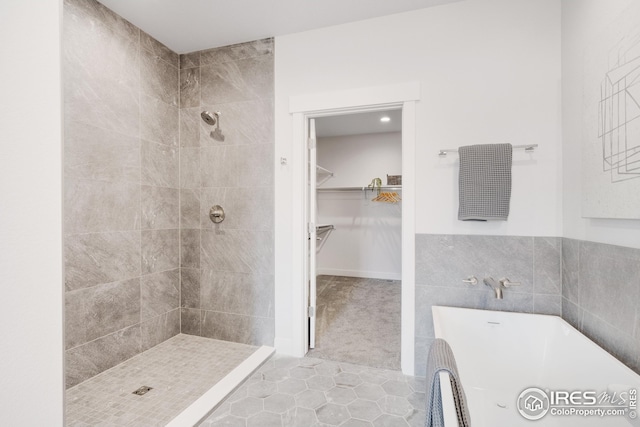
[201,111,217,126]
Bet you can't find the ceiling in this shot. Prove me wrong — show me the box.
[97,0,461,54]
[315,109,402,138]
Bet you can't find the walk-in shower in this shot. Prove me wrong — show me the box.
[62,0,275,424]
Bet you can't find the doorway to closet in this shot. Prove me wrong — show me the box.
[307,109,403,370]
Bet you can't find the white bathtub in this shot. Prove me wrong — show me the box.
[432,306,640,427]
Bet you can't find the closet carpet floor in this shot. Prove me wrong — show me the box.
[306,275,401,371]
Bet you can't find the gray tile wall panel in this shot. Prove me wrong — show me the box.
[63,0,180,387]
[178,39,275,345]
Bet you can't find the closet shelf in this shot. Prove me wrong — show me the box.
[316,165,334,176]
[317,186,402,192]
[316,165,334,186]
[316,224,334,233]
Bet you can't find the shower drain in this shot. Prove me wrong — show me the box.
[132,386,153,396]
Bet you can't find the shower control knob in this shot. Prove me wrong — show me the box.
[209,205,225,224]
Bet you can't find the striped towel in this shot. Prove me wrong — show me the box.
[425,339,471,427]
[458,143,512,221]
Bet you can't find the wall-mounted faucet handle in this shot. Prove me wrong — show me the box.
[500,278,520,288]
[462,276,478,285]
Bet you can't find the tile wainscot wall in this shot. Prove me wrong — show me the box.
[414,234,640,377]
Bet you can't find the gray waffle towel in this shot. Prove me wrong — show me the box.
[458,143,512,221]
[425,339,471,427]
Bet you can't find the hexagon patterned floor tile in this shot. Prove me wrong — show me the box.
[199,355,426,427]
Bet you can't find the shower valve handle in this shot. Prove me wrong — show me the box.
[209,205,225,223]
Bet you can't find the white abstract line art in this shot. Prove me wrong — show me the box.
[598,32,640,183]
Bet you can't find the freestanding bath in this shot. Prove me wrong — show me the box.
[432,306,640,426]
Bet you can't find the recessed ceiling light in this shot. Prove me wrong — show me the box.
[380,116,391,122]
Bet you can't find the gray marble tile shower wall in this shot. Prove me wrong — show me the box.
[414,234,562,376]
[63,0,180,388]
[178,39,275,346]
[562,239,640,374]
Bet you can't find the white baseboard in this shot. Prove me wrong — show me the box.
[166,346,275,427]
[317,268,401,281]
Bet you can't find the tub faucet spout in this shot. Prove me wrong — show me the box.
[483,277,503,299]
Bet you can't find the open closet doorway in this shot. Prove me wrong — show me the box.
[307,109,403,370]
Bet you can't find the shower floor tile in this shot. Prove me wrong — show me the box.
[200,355,426,427]
[65,334,258,426]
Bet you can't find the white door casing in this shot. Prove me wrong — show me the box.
[284,82,419,375]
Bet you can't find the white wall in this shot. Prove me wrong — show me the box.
[562,0,640,249]
[317,132,401,279]
[317,132,402,187]
[0,1,64,425]
[274,0,562,352]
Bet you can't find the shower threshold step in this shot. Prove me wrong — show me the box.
[167,346,274,426]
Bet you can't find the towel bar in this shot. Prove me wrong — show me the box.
[438,144,538,157]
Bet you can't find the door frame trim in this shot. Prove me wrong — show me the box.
[286,82,419,375]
